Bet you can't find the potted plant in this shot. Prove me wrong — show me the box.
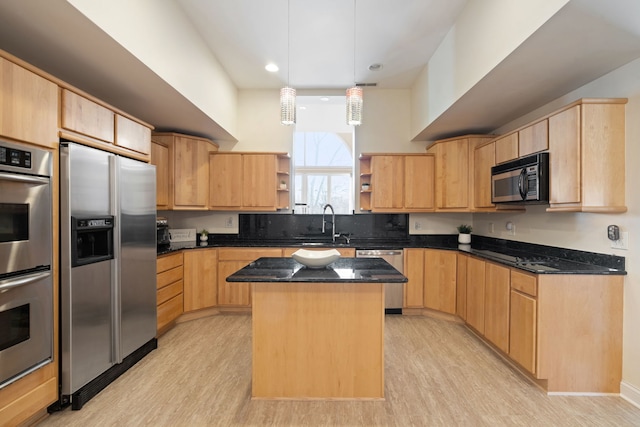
[457,224,472,244]
[199,229,209,243]
[361,182,370,191]
[280,180,287,190]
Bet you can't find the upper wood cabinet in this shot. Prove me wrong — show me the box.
[424,249,457,314]
[360,153,434,212]
[547,99,626,213]
[152,132,219,210]
[209,152,290,211]
[473,141,495,210]
[428,135,495,212]
[494,133,518,165]
[115,114,151,155]
[0,57,58,148]
[150,139,170,210]
[518,119,548,157]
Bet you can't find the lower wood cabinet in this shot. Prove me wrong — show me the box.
[217,248,283,306]
[465,257,486,333]
[183,248,218,311]
[509,270,537,375]
[456,253,468,320]
[483,262,510,353]
[156,252,184,334]
[423,249,457,314]
[403,248,424,308]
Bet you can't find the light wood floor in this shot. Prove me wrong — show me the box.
[39,314,640,426]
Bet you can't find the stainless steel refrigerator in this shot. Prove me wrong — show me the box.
[59,142,157,410]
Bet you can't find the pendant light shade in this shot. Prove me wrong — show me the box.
[280,86,296,125]
[280,0,296,125]
[346,86,363,126]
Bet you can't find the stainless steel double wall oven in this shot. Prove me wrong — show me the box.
[0,139,53,389]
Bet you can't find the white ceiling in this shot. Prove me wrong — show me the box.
[175,0,468,90]
[0,0,639,142]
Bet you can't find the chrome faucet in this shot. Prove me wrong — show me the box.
[322,203,339,242]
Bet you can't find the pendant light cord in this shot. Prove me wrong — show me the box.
[287,0,291,87]
[353,0,356,86]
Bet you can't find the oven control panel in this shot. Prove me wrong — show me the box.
[0,145,32,169]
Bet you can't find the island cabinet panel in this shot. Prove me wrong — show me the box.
[183,248,218,311]
[483,262,510,353]
[0,57,58,148]
[217,248,283,307]
[456,253,468,320]
[465,257,486,334]
[403,248,424,308]
[156,252,184,334]
[423,249,457,314]
[252,282,385,399]
[61,89,115,143]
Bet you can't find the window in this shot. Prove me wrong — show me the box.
[293,96,354,214]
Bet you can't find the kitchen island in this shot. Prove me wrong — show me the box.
[227,257,407,400]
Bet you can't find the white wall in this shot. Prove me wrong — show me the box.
[66,0,238,138]
[410,0,569,139]
[472,57,640,401]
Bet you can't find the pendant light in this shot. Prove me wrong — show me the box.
[280,0,296,125]
[346,0,362,126]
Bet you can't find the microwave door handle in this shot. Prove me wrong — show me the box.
[518,168,527,200]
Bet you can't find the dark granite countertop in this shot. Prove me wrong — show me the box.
[158,234,626,276]
[226,257,408,283]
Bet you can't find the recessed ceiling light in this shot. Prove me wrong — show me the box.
[368,63,383,71]
[265,63,279,72]
[320,97,330,101]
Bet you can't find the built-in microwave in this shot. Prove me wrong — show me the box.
[491,152,549,204]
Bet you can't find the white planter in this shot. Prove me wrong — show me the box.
[458,233,471,244]
[200,234,208,242]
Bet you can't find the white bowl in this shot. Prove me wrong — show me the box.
[291,248,341,269]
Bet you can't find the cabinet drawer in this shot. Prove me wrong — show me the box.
[157,293,183,331]
[511,270,537,296]
[218,248,282,261]
[157,279,183,305]
[157,252,183,273]
[157,265,183,289]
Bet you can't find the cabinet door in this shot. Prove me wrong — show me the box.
[509,290,537,374]
[404,155,434,210]
[173,136,209,209]
[403,248,424,308]
[494,133,518,164]
[473,142,495,209]
[61,89,115,143]
[183,249,217,311]
[0,58,58,147]
[424,249,457,314]
[466,257,485,333]
[484,262,510,353]
[217,261,252,306]
[456,253,468,320]
[549,106,581,205]
[115,114,151,155]
[243,154,277,208]
[435,139,468,209]
[372,155,404,209]
[150,141,170,209]
[209,153,243,208]
[518,119,548,157]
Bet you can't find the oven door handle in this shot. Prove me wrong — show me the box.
[0,171,50,185]
[0,271,51,291]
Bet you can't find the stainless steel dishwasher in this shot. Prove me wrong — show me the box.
[355,249,404,314]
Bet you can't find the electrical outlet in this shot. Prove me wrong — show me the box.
[414,221,421,230]
[611,231,629,250]
[225,216,234,228]
[506,221,516,236]
[488,222,494,234]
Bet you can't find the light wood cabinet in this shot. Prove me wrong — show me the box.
[150,139,170,209]
[403,248,424,309]
[183,248,218,311]
[547,99,626,212]
[217,248,283,306]
[473,141,495,209]
[518,119,548,157]
[156,252,184,334]
[0,57,58,148]
[152,132,218,210]
[360,154,434,212]
[423,249,457,314]
[509,270,537,375]
[209,152,290,211]
[483,262,510,353]
[428,135,495,212]
[494,133,518,164]
[456,253,468,320]
[115,114,151,155]
[465,257,486,333]
[61,89,114,143]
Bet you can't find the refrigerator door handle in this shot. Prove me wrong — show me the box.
[109,156,122,364]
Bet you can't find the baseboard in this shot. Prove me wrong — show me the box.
[621,381,640,409]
